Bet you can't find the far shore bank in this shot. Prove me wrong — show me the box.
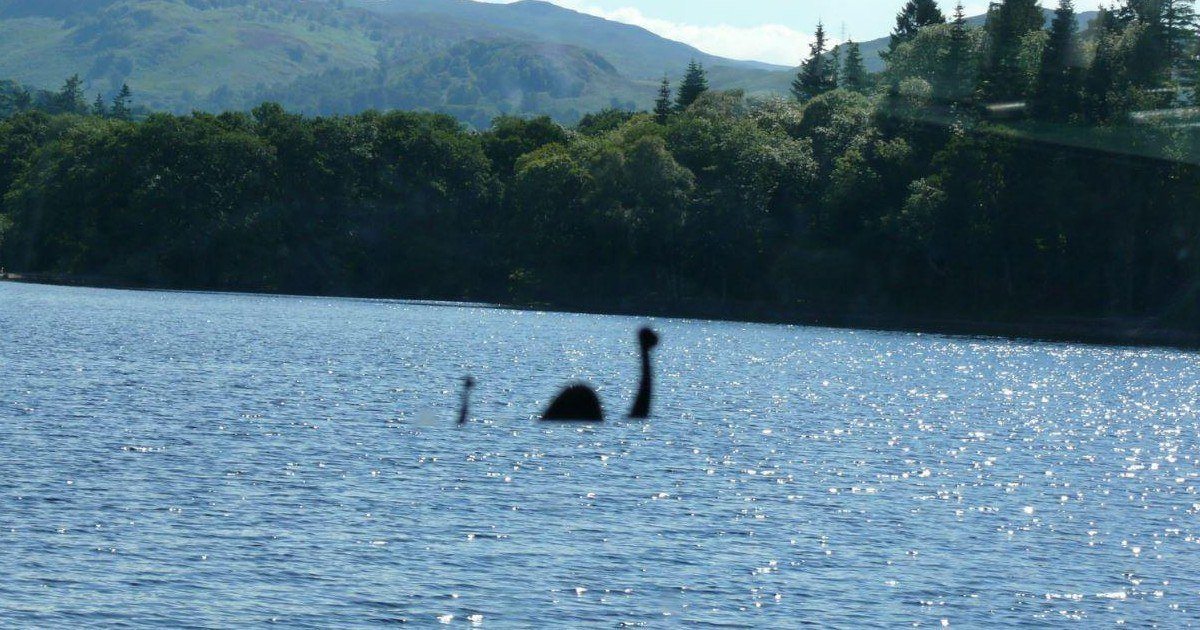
[4,271,1198,351]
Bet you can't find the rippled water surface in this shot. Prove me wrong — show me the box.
[2,282,1199,627]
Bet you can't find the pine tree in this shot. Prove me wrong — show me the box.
[1187,39,1200,104]
[841,40,868,91]
[1115,0,1142,22]
[92,92,107,117]
[1033,0,1082,121]
[1116,0,1173,91]
[887,0,947,58]
[13,87,31,111]
[675,60,708,111]
[936,2,974,102]
[829,38,842,88]
[112,83,133,121]
[57,74,86,114]
[913,0,948,27]
[1163,0,1197,65]
[655,76,673,123]
[793,22,838,101]
[1158,0,1196,99]
[1169,0,1200,102]
[1083,7,1121,123]
[978,0,1045,101]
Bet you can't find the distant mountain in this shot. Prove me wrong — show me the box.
[346,0,785,77]
[0,0,382,109]
[258,38,652,127]
[0,0,794,125]
[0,0,1102,125]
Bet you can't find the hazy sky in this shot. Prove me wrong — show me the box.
[481,0,1107,65]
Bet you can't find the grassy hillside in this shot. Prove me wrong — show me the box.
[0,1,1112,124]
[0,0,796,123]
[258,38,654,127]
[348,0,784,78]
[0,0,386,111]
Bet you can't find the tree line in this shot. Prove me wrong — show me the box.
[1,0,1199,335]
[1,75,139,120]
[785,0,1200,123]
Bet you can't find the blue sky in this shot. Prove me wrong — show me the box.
[482,0,1106,65]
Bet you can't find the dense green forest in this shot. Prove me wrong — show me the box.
[2,0,1200,337]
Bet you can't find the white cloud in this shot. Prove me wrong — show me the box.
[483,0,814,66]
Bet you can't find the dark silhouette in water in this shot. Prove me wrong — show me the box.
[542,384,603,421]
[542,327,659,422]
[457,376,475,425]
[628,327,658,418]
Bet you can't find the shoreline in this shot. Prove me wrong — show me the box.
[4,271,1198,351]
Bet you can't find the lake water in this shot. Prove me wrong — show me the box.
[1,281,1198,627]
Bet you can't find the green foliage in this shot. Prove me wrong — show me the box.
[887,21,985,98]
[841,41,869,92]
[1115,0,1171,89]
[576,108,636,136]
[0,209,10,249]
[937,3,977,102]
[111,83,132,121]
[888,0,948,58]
[654,76,672,124]
[794,23,838,101]
[0,85,1198,329]
[56,75,87,115]
[482,115,571,179]
[1032,0,1083,121]
[979,0,1046,101]
[4,0,1200,333]
[676,61,709,111]
[0,80,33,117]
[799,89,874,175]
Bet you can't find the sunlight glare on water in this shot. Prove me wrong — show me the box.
[1,282,1198,626]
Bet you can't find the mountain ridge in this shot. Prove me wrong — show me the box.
[345,0,788,76]
[0,0,794,123]
[0,0,1101,125]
